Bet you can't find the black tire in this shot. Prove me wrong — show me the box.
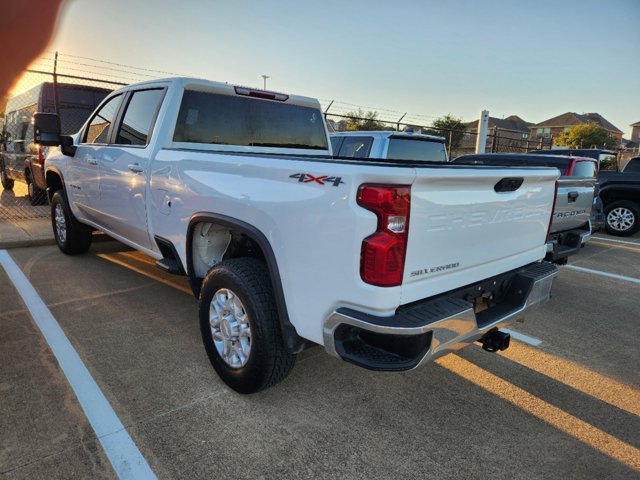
[604,200,639,237]
[26,172,47,205]
[50,190,92,254]
[199,258,296,394]
[0,161,14,190]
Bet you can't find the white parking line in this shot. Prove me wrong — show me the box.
[564,264,640,284]
[592,236,640,247]
[0,250,156,480]
[501,329,543,347]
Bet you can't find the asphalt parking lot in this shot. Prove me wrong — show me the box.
[1,231,639,479]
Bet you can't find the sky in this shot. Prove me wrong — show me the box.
[30,0,640,137]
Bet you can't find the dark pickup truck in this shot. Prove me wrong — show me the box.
[537,150,639,236]
[598,157,640,236]
[453,153,598,263]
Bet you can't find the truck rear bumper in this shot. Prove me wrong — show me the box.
[545,226,591,263]
[323,262,557,371]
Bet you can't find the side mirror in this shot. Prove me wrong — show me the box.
[34,112,61,146]
[60,135,77,157]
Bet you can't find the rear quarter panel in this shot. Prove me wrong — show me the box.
[149,150,416,344]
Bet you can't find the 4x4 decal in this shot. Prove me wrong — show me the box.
[289,173,344,187]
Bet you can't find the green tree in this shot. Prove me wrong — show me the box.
[553,123,617,149]
[425,114,466,150]
[342,109,388,131]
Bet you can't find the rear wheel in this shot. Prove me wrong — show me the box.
[604,200,639,237]
[199,258,296,394]
[27,172,47,205]
[51,190,92,254]
[0,161,14,190]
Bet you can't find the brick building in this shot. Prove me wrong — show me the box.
[529,112,623,145]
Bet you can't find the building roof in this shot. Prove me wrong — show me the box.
[631,121,640,127]
[531,112,622,133]
[465,115,533,132]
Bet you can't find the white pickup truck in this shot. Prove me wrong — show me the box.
[35,77,559,393]
[330,130,449,162]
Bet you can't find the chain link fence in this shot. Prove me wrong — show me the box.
[325,112,553,158]
[1,67,124,224]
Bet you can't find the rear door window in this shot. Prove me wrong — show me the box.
[115,89,165,146]
[337,136,373,158]
[173,90,328,150]
[387,138,448,161]
[83,94,123,144]
[571,160,596,177]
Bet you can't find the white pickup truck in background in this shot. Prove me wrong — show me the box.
[35,77,559,393]
[330,130,449,162]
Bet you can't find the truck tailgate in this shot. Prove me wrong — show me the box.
[551,177,595,233]
[401,167,558,304]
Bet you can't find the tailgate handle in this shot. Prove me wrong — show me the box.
[568,191,579,202]
[494,177,524,193]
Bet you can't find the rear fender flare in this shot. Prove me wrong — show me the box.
[187,212,306,353]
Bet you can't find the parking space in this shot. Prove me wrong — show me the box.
[1,233,639,479]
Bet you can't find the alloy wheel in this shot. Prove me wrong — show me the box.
[607,207,635,232]
[54,203,67,243]
[209,288,252,368]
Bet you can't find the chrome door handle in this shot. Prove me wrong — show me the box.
[87,158,98,166]
[568,191,579,202]
[128,164,145,173]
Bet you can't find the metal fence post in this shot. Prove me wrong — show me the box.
[475,110,489,153]
[323,100,333,123]
[491,127,498,152]
[396,113,406,132]
[53,51,59,115]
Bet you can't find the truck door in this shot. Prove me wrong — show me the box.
[94,88,165,249]
[72,93,124,223]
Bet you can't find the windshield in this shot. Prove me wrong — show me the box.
[386,137,448,162]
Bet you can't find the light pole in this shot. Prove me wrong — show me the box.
[260,74,270,90]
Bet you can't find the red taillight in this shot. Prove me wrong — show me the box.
[37,146,49,166]
[357,184,410,287]
[546,180,558,243]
